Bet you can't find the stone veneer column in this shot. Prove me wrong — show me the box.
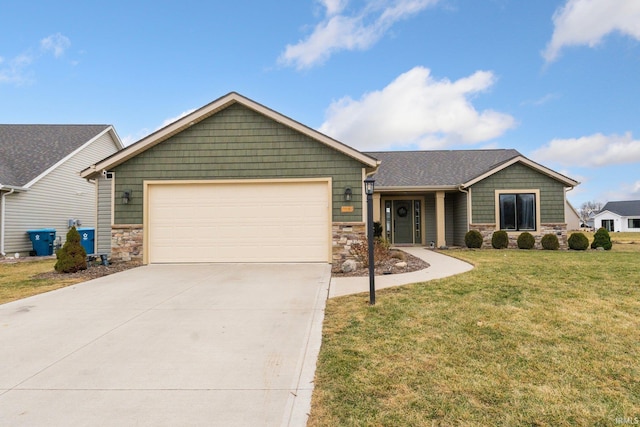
[111,224,143,262]
[332,222,366,268]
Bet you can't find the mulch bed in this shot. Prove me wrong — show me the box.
[331,249,429,277]
[33,260,143,281]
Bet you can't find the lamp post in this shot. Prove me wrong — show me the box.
[364,176,376,305]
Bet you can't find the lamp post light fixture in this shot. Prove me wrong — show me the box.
[364,176,376,305]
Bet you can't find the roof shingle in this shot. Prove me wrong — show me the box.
[0,124,109,187]
[365,149,521,187]
[601,200,640,217]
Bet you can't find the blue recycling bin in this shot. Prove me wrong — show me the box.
[76,227,95,255]
[26,229,56,256]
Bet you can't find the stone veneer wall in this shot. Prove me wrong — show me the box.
[470,223,568,249]
[332,222,366,267]
[112,225,143,262]
[111,222,367,265]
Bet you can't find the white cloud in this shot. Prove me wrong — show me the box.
[156,108,197,130]
[1,33,71,84]
[318,66,516,150]
[40,33,71,58]
[531,132,640,167]
[601,180,640,202]
[543,0,640,62]
[280,0,440,69]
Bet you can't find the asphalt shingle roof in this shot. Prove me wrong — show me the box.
[365,149,522,187]
[601,200,640,217]
[0,124,109,187]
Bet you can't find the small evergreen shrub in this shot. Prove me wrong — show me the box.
[491,230,509,249]
[517,232,535,249]
[568,232,589,250]
[54,226,87,273]
[541,233,559,250]
[591,227,613,250]
[373,221,383,238]
[464,230,484,249]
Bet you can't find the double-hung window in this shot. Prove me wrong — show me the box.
[498,192,537,231]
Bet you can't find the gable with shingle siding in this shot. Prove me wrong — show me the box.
[111,103,368,225]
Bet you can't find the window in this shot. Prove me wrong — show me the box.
[628,219,640,229]
[499,193,536,231]
[602,219,614,232]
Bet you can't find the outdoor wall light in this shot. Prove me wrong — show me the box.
[344,187,353,201]
[121,190,132,204]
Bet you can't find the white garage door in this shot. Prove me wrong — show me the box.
[146,180,331,263]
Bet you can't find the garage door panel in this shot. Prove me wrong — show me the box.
[148,181,330,263]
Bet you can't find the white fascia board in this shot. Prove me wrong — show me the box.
[462,156,580,188]
[81,92,379,179]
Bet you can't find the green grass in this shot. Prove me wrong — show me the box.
[0,259,83,305]
[309,242,640,426]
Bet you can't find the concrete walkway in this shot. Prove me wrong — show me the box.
[329,247,474,298]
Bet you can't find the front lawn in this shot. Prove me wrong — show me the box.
[0,259,85,305]
[309,242,640,426]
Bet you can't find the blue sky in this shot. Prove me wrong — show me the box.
[1,0,639,208]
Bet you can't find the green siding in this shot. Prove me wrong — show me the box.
[471,162,566,224]
[424,194,436,245]
[113,103,366,224]
[451,192,468,246]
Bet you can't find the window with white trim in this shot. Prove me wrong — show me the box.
[628,218,640,229]
[499,193,536,231]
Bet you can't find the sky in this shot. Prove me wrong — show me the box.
[1,0,639,208]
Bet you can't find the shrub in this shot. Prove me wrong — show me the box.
[591,227,613,250]
[568,232,589,250]
[464,230,484,249]
[373,221,383,238]
[54,227,87,273]
[517,232,535,249]
[350,237,391,268]
[390,250,406,261]
[491,230,509,249]
[541,233,559,250]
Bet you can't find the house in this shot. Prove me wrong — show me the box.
[593,200,640,232]
[0,125,124,257]
[80,92,578,266]
[367,150,578,248]
[565,200,581,230]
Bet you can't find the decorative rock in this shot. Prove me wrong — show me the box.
[394,261,408,268]
[341,259,358,273]
[596,247,605,251]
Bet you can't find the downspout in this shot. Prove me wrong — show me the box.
[1,187,16,256]
[458,185,471,232]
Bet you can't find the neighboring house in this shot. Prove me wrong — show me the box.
[565,200,581,230]
[593,200,640,232]
[80,92,578,266]
[0,125,124,257]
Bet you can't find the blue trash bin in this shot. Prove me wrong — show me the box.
[76,227,95,255]
[26,229,56,256]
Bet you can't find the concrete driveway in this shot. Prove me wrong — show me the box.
[0,263,331,426]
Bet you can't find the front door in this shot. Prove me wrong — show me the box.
[393,200,413,244]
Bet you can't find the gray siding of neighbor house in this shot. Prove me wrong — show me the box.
[4,132,120,255]
[471,162,567,225]
[96,175,113,254]
[111,103,366,225]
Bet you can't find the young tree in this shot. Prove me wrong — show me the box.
[579,200,604,226]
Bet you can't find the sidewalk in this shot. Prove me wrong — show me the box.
[329,247,473,298]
